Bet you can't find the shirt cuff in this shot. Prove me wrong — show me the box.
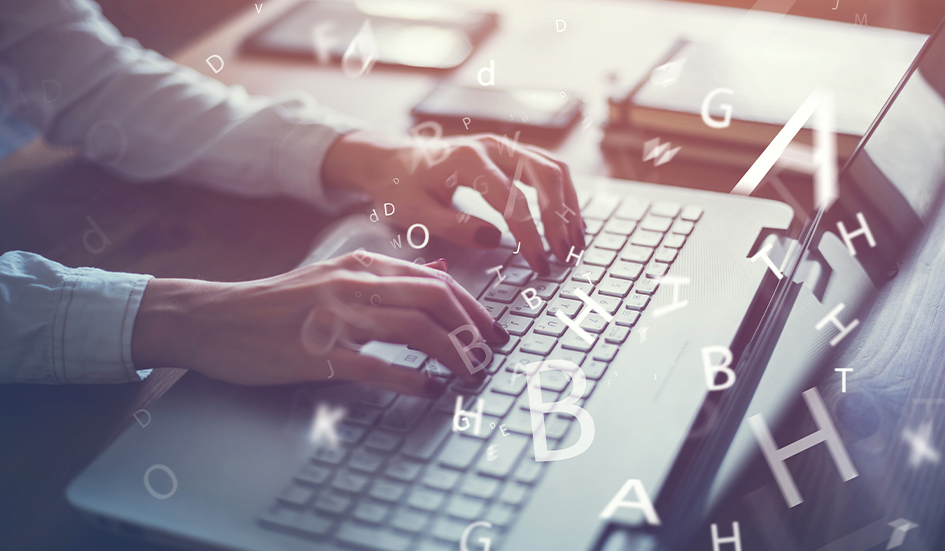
[52,267,153,383]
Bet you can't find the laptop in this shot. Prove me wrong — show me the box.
[66,15,945,551]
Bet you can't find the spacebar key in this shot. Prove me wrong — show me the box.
[336,522,412,551]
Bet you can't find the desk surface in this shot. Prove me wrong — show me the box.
[1,1,942,550]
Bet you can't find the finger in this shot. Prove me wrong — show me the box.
[525,146,586,253]
[484,141,578,262]
[337,253,509,344]
[456,153,549,275]
[328,348,447,397]
[341,306,485,382]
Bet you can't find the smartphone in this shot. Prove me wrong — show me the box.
[411,85,584,140]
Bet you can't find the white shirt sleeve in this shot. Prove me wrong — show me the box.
[0,251,153,384]
[0,0,366,210]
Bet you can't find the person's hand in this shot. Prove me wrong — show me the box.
[131,252,509,395]
[322,129,585,276]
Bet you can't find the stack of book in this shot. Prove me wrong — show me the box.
[602,37,906,171]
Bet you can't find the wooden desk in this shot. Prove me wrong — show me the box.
[0,1,937,550]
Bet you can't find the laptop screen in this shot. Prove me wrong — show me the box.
[830,17,945,279]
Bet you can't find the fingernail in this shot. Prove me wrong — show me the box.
[571,226,585,252]
[581,219,587,231]
[425,258,448,271]
[474,226,502,248]
[536,253,551,277]
[424,378,447,397]
[492,320,511,344]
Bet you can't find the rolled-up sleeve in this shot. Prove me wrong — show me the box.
[0,251,153,384]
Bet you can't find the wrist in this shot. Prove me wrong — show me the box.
[131,278,220,370]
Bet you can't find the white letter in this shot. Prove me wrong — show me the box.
[528,360,595,462]
[653,276,690,318]
[555,19,566,32]
[453,396,484,435]
[82,216,111,254]
[143,464,178,500]
[521,288,542,310]
[310,403,347,447]
[205,54,224,74]
[732,88,838,210]
[477,59,495,87]
[748,387,858,508]
[835,367,852,393]
[407,223,429,249]
[462,117,471,130]
[750,242,783,279]
[133,409,151,428]
[390,235,402,249]
[711,522,742,551]
[599,479,661,526]
[341,20,377,79]
[887,519,919,549]
[369,209,379,223]
[565,244,584,264]
[556,288,614,344]
[702,346,736,391]
[460,521,492,551]
[837,212,876,257]
[311,22,337,65]
[855,13,867,26]
[352,248,373,267]
[815,302,859,346]
[384,203,395,216]
[448,324,493,376]
[701,88,734,129]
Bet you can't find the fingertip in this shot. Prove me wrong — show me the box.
[423,377,448,397]
[491,320,511,344]
[425,258,448,272]
[535,253,551,277]
[473,225,501,248]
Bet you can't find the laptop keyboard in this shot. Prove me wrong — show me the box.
[258,195,703,550]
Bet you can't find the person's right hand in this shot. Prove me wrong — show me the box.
[131,252,509,396]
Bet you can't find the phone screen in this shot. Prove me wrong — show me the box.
[418,87,571,126]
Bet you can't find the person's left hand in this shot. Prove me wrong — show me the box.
[321,129,585,276]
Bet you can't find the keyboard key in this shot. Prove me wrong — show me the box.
[499,482,529,505]
[646,263,669,278]
[546,297,582,319]
[520,334,556,356]
[604,325,631,344]
[490,373,528,396]
[561,331,596,352]
[531,280,558,300]
[533,316,567,337]
[296,463,332,486]
[546,347,586,367]
[393,349,427,370]
[483,393,515,417]
[640,215,672,233]
[259,505,300,531]
[624,293,650,310]
[461,475,500,499]
[545,414,575,439]
[514,460,544,484]
[402,414,452,461]
[630,230,663,247]
[385,458,423,482]
[537,368,572,392]
[481,301,507,320]
[614,198,649,221]
[588,291,622,315]
[431,516,469,542]
[332,471,370,493]
[364,431,403,453]
[449,375,491,394]
[484,284,519,304]
[583,360,608,379]
[572,265,606,284]
[347,404,382,426]
[579,313,609,334]
[650,201,681,218]
[593,233,627,250]
[490,335,518,355]
[592,342,619,362]
[439,437,484,470]
[486,354,505,375]
[654,247,678,263]
[680,205,703,221]
[361,389,398,409]
[621,245,654,263]
[581,248,616,267]
[296,510,336,536]
[337,424,367,446]
[406,487,447,511]
[536,262,570,282]
[584,219,603,235]
[671,220,695,235]
[582,194,620,220]
[278,483,316,507]
[635,278,660,294]
[609,260,643,281]
[486,503,517,527]
[446,495,487,520]
[313,491,352,515]
[597,277,633,298]
[390,509,431,533]
[662,233,686,249]
[381,395,431,431]
[614,309,641,327]
[500,267,533,286]
[478,433,529,478]
[559,281,594,301]
[603,219,636,235]
[313,446,348,465]
[354,501,391,524]
[336,522,411,551]
[498,312,532,336]
[509,294,546,317]
[423,466,461,490]
[369,479,407,502]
